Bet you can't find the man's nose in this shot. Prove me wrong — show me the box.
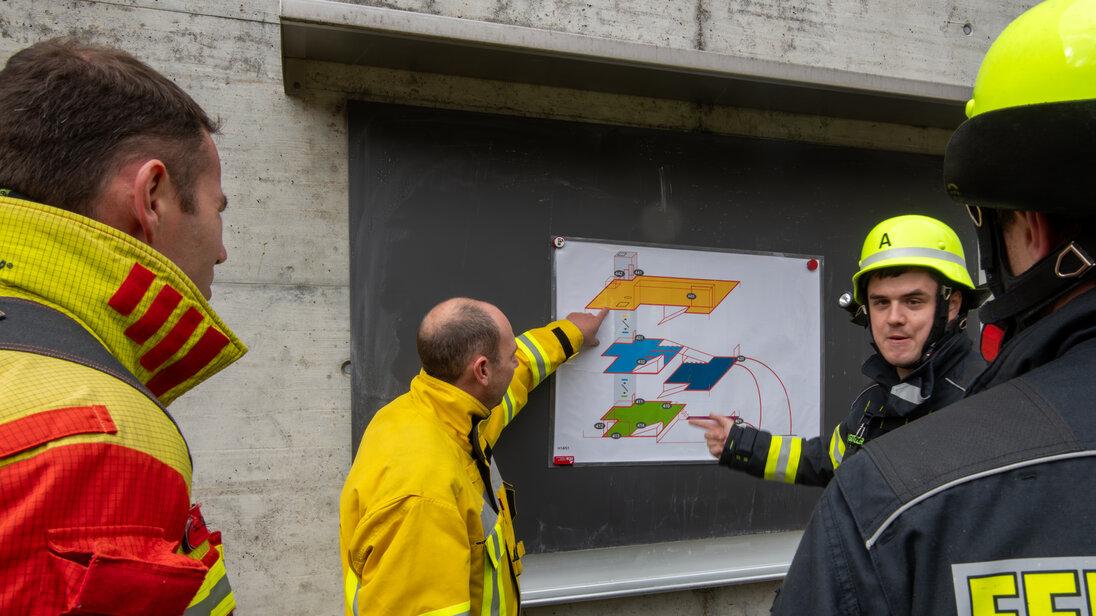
[885,304,905,324]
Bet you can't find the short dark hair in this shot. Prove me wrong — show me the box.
[417,302,501,383]
[865,265,973,314]
[0,37,220,216]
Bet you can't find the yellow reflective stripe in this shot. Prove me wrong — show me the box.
[785,438,802,484]
[525,332,554,373]
[515,338,543,386]
[482,536,498,616]
[500,387,515,424]
[420,602,471,616]
[763,435,783,480]
[829,425,846,468]
[343,569,360,616]
[492,531,507,616]
[184,544,234,616]
[763,435,800,484]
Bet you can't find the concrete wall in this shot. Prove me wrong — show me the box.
[336,0,1030,89]
[0,0,1035,613]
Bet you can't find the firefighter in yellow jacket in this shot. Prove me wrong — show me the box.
[0,39,244,614]
[340,298,606,616]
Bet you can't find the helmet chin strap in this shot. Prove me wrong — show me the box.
[917,284,960,364]
[971,207,1096,348]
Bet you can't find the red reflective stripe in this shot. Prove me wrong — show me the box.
[140,307,203,372]
[108,263,156,316]
[145,327,231,397]
[125,284,183,345]
[0,405,117,458]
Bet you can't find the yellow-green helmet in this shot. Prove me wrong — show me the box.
[852,215,975,304]
[965,0,1096,119]
[945,0,1096,214]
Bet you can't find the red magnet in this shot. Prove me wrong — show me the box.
[807,258,819,271]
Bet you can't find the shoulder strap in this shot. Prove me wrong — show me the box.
[865,377,1081,504]
[0,296,190,460]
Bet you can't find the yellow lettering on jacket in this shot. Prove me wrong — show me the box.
[968,573,1017,615]
[1022,571,1079,616]
[954,557,1096,616]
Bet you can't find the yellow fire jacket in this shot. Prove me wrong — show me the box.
[340,319,584,616]
[0,195,247,615]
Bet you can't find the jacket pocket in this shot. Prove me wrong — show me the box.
[47,525,206,616]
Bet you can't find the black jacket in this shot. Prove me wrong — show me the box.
[772,288,1096,615]
[721,331,983,486]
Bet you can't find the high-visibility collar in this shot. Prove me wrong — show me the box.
[408,370,489,457]
[0,196,246,406]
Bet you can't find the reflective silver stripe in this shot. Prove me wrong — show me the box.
[865,450,1096,549]
[490,460,505,496]
[480,486,499,536]
[353,585,360,616]
[501,389,515,423]
[773,438,792,480]
[183,574,232,616]
[479,460,502,538]
[829,426,845,466]
[517,333,547,385]
[478,461,507,616]
[860,246,966,270]
[944,377,967,392]
[890,382,930,405]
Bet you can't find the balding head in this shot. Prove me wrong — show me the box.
[417,298,503,383]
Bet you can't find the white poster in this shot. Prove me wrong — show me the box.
[552,239,822,465]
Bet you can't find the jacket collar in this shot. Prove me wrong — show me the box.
[408,370,489,455]
[969,287,1096,394]
[0,196,246,406]
[861,332,973,418]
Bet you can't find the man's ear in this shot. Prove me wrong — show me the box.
[471,355,490,388]
[131,158,171,245]
[947,288,963,322]
[1018,211,1058,263]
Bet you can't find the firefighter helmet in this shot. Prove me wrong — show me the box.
[946,0,1096,215]
[852,215,975,305]
[944,0,1096,353]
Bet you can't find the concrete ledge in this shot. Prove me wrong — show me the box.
[280,0,966,127]
[519,531,802,606]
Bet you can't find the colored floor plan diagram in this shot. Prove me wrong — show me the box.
[553,239,822,465]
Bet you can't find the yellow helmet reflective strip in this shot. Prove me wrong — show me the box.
[183,544,234,616]
[859,246,967,271]
[763,435,802,484]
[828,425,846,469]
[343,569,361,616]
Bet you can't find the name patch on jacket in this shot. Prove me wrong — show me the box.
[952,556,1096,615]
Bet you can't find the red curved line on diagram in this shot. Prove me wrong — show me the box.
[741,357,793,434]
[735,362,762,428]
